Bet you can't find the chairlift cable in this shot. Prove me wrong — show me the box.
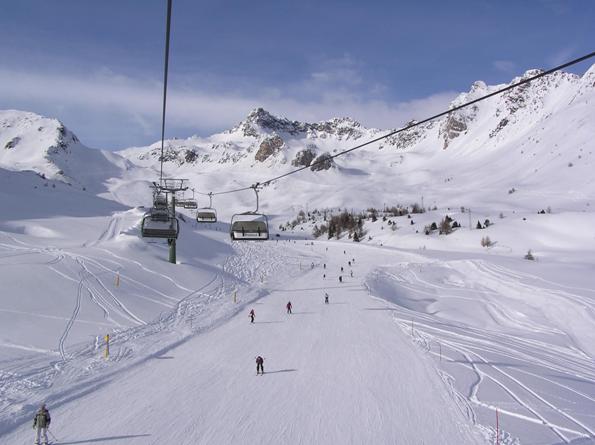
[200,51,595,196]
[159,0,173,182]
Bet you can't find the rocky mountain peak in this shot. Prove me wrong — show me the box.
[233,108,368,141]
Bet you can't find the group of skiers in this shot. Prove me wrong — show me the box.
[250,250,356,376]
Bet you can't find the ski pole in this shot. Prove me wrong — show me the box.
[48,428,59,442]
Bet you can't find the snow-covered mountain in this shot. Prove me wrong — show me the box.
[0,110,139,196]
[2,65,594,218]
[116,65,595,218]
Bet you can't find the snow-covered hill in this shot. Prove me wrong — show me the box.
[114,65,595,227]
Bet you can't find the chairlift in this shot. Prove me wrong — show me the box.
[230,185,269,241]
[196,192,217,223]
[141,208,179,239]
[141,190,179,239]
[182,200,198,209]
[178,188,198,209]
[153,193,168,210]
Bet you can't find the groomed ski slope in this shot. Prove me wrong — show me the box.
[3,240,482,445]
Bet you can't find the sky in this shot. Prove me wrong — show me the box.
[1,0,594,150]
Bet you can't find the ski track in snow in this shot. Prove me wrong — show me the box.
[0,233,308,440]
[1,223,594,443]
[2,238,484,444]
[367,260,595,444]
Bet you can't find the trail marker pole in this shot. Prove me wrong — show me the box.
[496,408,499,445]
[233,290,237,304]
[115,272,120,287]
[439,343,442,362]
[411,319,414,336]
[104,334,110,359]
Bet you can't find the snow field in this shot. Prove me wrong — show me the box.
[2,239,483,445]
[365,254,595,444]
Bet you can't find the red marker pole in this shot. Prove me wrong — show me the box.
[496,408,499,445]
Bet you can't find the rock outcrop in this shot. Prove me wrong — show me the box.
[255,135,284,162]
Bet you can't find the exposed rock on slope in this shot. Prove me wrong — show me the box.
[255,135,284,162]
[291,147,317,167]
[310,152,335,171]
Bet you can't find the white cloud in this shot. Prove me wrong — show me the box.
[0,68,457,148]
[493,60,516,74]
[547,46,576,67]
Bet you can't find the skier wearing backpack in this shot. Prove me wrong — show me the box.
[32,403,51,445]
[286,301,292,314]
[256,356,265,375]
[249,309,255,323]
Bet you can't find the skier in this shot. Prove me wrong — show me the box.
[311,262,314,269]
[339,275,343,283]
[32,403,51,445]
[348,261,351,267]
[341,266,344,272]
[256,356,265,375]
[343,250,346,254]
[324,293,329,304]
[350,270,353,278]
[249,309,255,323]
[286,301,292,314]
[323,273,326,279]
[352,258,355,263]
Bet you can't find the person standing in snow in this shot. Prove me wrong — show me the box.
[249,309,255,323]
[339,275,343,283]
[286,301,292,314]
[324,293,329,304]
[32,403,51,445]
[256,356,265,375]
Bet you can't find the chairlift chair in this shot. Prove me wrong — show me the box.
[182,200,198,209]
[230,212,269,240]
[229,185,269,241]
[141,192,179,239]
[153,193,168,210]
[141,209,179,239]
[196,192,217,223]
[177,188,197,209]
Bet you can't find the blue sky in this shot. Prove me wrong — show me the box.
[1,0,594,149]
